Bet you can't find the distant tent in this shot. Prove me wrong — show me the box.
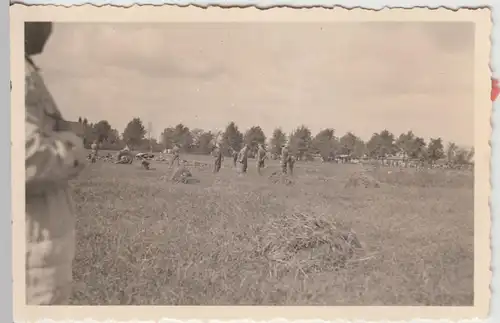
[123,145,130,152]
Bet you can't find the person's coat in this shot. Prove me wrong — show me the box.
[25,34,85,304]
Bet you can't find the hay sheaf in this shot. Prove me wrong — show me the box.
[168,167,200,184]
[268,171,294,186]
[344,172,381,188]
[260,212,363,273]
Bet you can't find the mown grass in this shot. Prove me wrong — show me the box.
[69,154,474,305]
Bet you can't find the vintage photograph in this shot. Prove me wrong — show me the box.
[13,4,491,320]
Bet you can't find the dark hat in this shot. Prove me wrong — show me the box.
[25,22,53,56]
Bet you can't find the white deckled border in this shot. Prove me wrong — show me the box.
[9,3,494,323]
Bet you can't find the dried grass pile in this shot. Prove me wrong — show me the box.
[260,212,363,273]
[344,171,381,188]
[169,167,199,184]
[268,171,294,186]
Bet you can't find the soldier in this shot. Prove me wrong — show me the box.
[256,143,267,175]
[281,143,290,174]
[288,154,296,176]
[25,22,87,305]
[231,147,238,168]
[212,143,224,173]
[238,144,249,173]
[170,144,181,168]
[90,140,99,163]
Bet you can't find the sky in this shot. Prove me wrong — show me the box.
[34,22,475,147]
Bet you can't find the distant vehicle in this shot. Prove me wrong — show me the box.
[135,152,155,159]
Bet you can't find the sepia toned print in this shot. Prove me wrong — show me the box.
[10,4,491,322]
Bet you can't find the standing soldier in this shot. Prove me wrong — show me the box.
[256,143,267,175]
[238,144,249,174]
[281,143,290,174]
[212,143,223,173]
[288,154,296,176]
[90,140,99,163]
[170,144,181,168]
[231,147,238,168]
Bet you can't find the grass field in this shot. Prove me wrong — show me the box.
[69,152,474,306]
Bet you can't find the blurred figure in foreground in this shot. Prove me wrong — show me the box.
[25,22,87,305]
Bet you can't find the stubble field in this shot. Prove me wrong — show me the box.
[68,153,474,306]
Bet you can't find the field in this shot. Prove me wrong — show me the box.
[68,152,474,306]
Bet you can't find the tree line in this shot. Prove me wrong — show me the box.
[76,116,474,166]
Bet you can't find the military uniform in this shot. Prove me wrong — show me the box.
[232,149,238,167]
[213,146,223,173]
[256,146,266,175]
[281,146,289,174]
[288,154,295,175]
[238,146,249,173]
[170,145,180,167]
[90,142,98,163]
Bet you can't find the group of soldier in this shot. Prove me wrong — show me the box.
[89,139,296,176]
[211,142,295,176]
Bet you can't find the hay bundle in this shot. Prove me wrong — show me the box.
[170,167,199,184]
[268,171,294,186]
[260,212,363,273]
[344,171,380,188]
